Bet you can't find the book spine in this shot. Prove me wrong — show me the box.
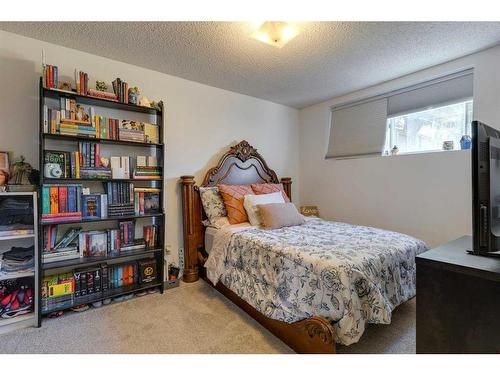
[58,186,68,213]
[42,186,50,214]
[68,186,76,212]
[49,186,59,213]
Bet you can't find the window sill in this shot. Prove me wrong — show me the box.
[383,149,470,157]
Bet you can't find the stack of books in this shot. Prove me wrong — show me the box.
[76,70,89,95]
[118,120,144,142]
[144,225,159,249]
[60,118,95,138]
[105,182,135,217]
[95,116,120,140]
[41,272,74,313]
[43,64,58,89]
[133,155,161,180]
[112,78,129,103]
[118,120,159,144]
[134,188,161,215]
[42,226,81,263]
[82,193,108,219]
[41,184,82,224]
[133,166,162,180]
[87,88,118,101]
[78,142,112,179]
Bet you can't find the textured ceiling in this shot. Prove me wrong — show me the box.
[1,22,500,108]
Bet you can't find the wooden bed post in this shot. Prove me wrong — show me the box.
[180,175,200,282]
[281,177,292,202]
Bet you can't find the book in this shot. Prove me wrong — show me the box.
[81,194,102,219]
[144,123,160,144]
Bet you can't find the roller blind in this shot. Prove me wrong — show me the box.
[387,71,473,117]
[326,69,473,159]
[326,98,388,159]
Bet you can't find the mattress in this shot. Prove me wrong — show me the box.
[204,217,428,346]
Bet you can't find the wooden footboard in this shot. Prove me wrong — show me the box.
[204,276,336,354]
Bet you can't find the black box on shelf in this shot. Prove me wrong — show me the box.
[138,259,157,284]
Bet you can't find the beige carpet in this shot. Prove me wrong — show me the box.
[0,281,415,354]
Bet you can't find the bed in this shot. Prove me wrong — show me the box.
[180,140,427,353]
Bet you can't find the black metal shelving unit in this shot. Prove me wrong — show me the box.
[38,78,165,324]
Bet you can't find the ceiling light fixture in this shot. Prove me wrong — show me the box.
[251,22,298,48]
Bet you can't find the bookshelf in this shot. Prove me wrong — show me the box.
[38,78,165,319]
[0,192,40,333]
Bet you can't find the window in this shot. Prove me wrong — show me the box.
[326,69,474,159]
[384,100,473,155]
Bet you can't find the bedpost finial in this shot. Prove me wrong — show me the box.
[180,175,195,185]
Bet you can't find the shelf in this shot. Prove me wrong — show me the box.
[43,177,163,183]
[42,281,161,314]
[41,212,164,225]
[43,133,164,148]
[42,87,162,115]
[0,270,35,281]
[0,312,35,328]
[0,233,35,241]
[42,247,163,270]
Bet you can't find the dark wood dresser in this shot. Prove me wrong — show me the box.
[416,235,500,353]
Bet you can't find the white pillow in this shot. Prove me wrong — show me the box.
[243,192,285,226]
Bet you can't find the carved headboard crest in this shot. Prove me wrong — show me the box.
[231,140,257,162]
[202,140,279,186]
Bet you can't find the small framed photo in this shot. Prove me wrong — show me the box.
[0,151,9,172]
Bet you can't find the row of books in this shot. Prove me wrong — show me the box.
[41,184,82,223]
[104,182,135,217]
[43,223,158,262]
[43,108,160,145]
[95,115,120,140]
[76,70,89,96]
[44,149,162,180]
[41,259,157,313]
[144,225,160,249]
[112,78,129,104]
[43,64,58,89]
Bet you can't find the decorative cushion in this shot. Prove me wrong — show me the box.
[257,203,305,230]
[218,184,254,224]
[251,183,290,203]
[199,187,228,228]
[243,192,285,227]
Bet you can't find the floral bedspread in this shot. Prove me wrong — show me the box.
[204,218,427,346]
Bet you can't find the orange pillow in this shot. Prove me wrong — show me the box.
[251,183,290,203]
[217,184,254,224]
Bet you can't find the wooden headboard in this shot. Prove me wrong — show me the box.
[179,140,292,282]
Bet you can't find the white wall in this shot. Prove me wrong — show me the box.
[0,30,300,267]
[299,45,500,248]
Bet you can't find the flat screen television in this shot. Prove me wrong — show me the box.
[471,120,500,257]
